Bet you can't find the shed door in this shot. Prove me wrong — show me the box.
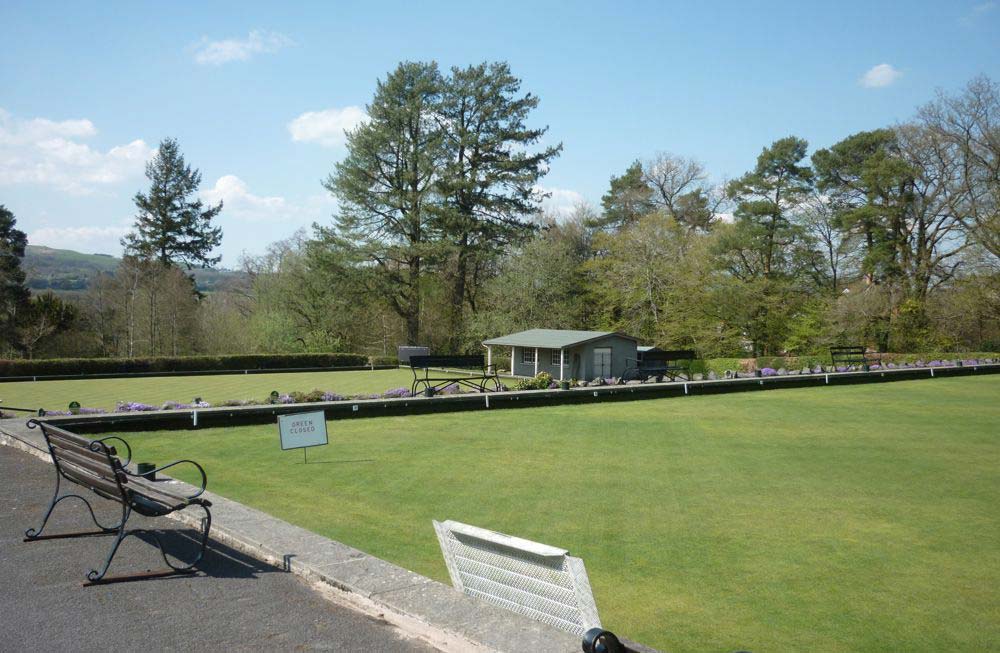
[593,347,612,379]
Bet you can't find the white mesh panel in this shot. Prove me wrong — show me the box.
[433,520,601,635]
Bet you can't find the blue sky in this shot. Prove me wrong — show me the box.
[1,0,998,265]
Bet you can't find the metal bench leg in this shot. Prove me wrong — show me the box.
[84,502,212,586]
[24,474,123,542]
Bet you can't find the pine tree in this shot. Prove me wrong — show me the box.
[122,138,223,268]
[323,61,445,345]
[0,205,30,353]
[435,61,562,351]
[594,162,655,231]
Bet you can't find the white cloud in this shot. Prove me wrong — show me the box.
[202,174,336,224]
[535,185,586,220]
[202,174,290,221]
[859,63,902,88]
[0,109,153,194]
[27,224,130,254]
[288,106,368,147]
[193,30,294,65]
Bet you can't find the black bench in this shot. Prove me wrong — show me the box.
[830,346,880,371]
[409,355,502,396]
[23,419,212,585]
[621,350,697,382]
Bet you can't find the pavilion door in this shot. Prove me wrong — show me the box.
[593,347,612,379]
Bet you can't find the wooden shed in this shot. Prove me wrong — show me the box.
[483,329,639,381]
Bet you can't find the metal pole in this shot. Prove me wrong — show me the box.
[560,349,565,381]
[534,348,539,376]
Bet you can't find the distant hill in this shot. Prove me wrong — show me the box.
[23,245,246,294]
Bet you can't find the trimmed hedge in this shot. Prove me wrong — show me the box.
[0,353,398,378]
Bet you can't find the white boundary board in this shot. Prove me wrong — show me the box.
[277,410,329,450]
[433,519,601,636]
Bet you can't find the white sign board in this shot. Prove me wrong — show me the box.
[277,410,328,450]
[433,519,601,636]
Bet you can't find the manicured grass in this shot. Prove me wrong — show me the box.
[0,368,469,412]
[119,377,999,651]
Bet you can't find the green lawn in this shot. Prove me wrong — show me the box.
[115,377,1000,651]
[0,368,462,412]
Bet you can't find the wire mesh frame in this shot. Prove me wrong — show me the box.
[433,519,601,636]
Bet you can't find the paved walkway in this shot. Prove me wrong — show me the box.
[0,445,435,652]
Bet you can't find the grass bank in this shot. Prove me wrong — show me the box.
[118,377,1000,651]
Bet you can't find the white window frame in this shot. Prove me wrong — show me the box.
[551,349,563,366]
[522,348,536,364]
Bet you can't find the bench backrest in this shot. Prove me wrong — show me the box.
[830,346,870,361]
[36,422,127,504]
[830,346,866,355]
[639,350,696,365]
[409,355,486,371]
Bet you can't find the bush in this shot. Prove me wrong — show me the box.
[513,372,553,391]
[0,353,397,378]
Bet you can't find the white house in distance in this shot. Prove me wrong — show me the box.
[483,329,639,380]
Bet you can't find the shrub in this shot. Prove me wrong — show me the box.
[513,372,552,391]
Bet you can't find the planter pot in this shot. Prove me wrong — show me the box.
[424,387,435,398]
[559,380,570,390]
[137,462,156,481]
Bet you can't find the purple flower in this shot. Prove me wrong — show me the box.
[441,383,461,395]
[78,407,106,414]
[869,364,880,370]
[278,394,295,404]
[928,360,943,367]
[835,366,848,373]
[115,401,158,413]
[382,387,411,398]
[760,367,778,377]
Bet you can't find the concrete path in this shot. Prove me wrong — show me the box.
[0,445,435,652]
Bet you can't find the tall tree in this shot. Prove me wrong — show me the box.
[918,75,1000,260]
[642,153,719,230]
[323,61,445,346]
[723,136,814,279]
[594,161,655,231]
[812,129,911,286]
[16,292,77,359]
[0,205,30,354]
[714,137,814,354]
[122,138,223,268]
[435,62,562,351]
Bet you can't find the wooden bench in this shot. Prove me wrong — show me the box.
[23,419,212,585]
[409,355,502,396]
[830,346,880,371]
[621,350,697,382]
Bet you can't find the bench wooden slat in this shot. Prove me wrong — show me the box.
[47,432,114,461]
[126,477,192,510]
[51,444,123,482]
[58,460,126,501]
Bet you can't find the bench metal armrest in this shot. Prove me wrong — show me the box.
[124,459,208,499]
[92,436,133,467]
